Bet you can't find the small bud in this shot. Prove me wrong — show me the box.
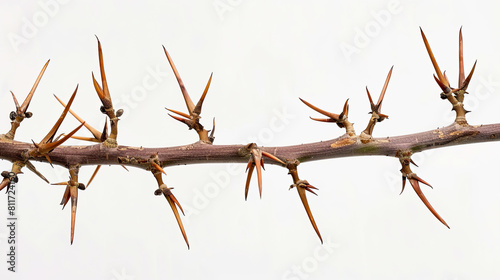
[100,105,106,114]
[9,111,17,121]
[1,171,9,178]
[78,183,86,190]
[25,112,33,118]
[154,189,162,196]
[440,93,447,100]
[116,109,124,117]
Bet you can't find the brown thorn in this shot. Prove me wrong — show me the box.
[54,93,102,140]
[420,27,448,87]
[70,185,78,244]
[400,176,406,195]
[299,98,340,120]
[10,91,20,110]
[20,59,50,112]
[297,186,323,243]
[433,74,449,93]
[25,160,49,183]
[168,113,189,125]
[59,185,70,209]
[163,46,195,114]
[458,27,464,88]
[40,122,85,153]
[165,193,190,249]
[377,66,393,109]
[193,72,213,116]
[40,85,79,145]
[409,178,449,228]
[342,98,349,117]
[86,165,101,188]
[166,108,191,119]
[310,117,336,123]
[151,161,166,175]
[91,72,105,100]
[96,36,110,101]
[365,87,374,107]
[461,60,477,91]
[262,151,285,165]
[245,161,254,200]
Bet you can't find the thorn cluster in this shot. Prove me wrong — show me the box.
[163,47,215,143]
[420,27,476,126]
[397,150,449,229]
[242,143,285,200]
[150,158,189,249]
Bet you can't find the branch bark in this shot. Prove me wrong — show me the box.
[1,122,498,170]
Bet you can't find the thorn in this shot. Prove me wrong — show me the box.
[461,60,477,91]
[96,36,110,101]
[433,74,450,93]
[168,113,189,125]
[376,66,393,111]
[299,98,340,121]
[420,27,448,87]
[91,72,105,100]
[458,27,464,88]
[70,184,78,244]
[100,118,108,142]
[262,151,285,165]
[166,108,191,119]
[10,91,20,110]
[59,185,70,209]
[165,192,190,249]
[25,160,49,183]
[20,60,50,113]
[309,117,336,123]
[163,46,195,114]
[409,178,449,228]
[400,176,406,195]
[341,98,349,118]
[0,178,9,193]
[244,161,254,200]
[151,161,166,175]
[297,185,323,243]
[54,94,102,140]
[40,85,79,145]
[193,72,213,116]
[86,165,101,188]
[39,122,85,153]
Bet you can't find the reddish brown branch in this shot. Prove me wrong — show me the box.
[1,123,498,170]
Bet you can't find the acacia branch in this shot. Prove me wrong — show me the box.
[1,123,498,168]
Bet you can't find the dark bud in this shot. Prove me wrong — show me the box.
[154,189,162,196]
[1,171,9,178]
[78,183,86,190]
[440,93,447,100]
[8,172,18,183]
[9,111,17,121]
[116,109,124,118]
[100,105,106,114]
[25,112,33,118]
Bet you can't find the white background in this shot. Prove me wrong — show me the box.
[1,1,500,279]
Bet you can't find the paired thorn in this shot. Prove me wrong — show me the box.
[29,86,85,162]
[420,27,477,126]
[151,168,189,249]
[243,144,285,200]
[53,165,83,244]
[398,154,449,229]
[163,46,214,143]
[287,161,322,244]
[0,162,24,193]
[360,66,393,141]
[4,60,49,140]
